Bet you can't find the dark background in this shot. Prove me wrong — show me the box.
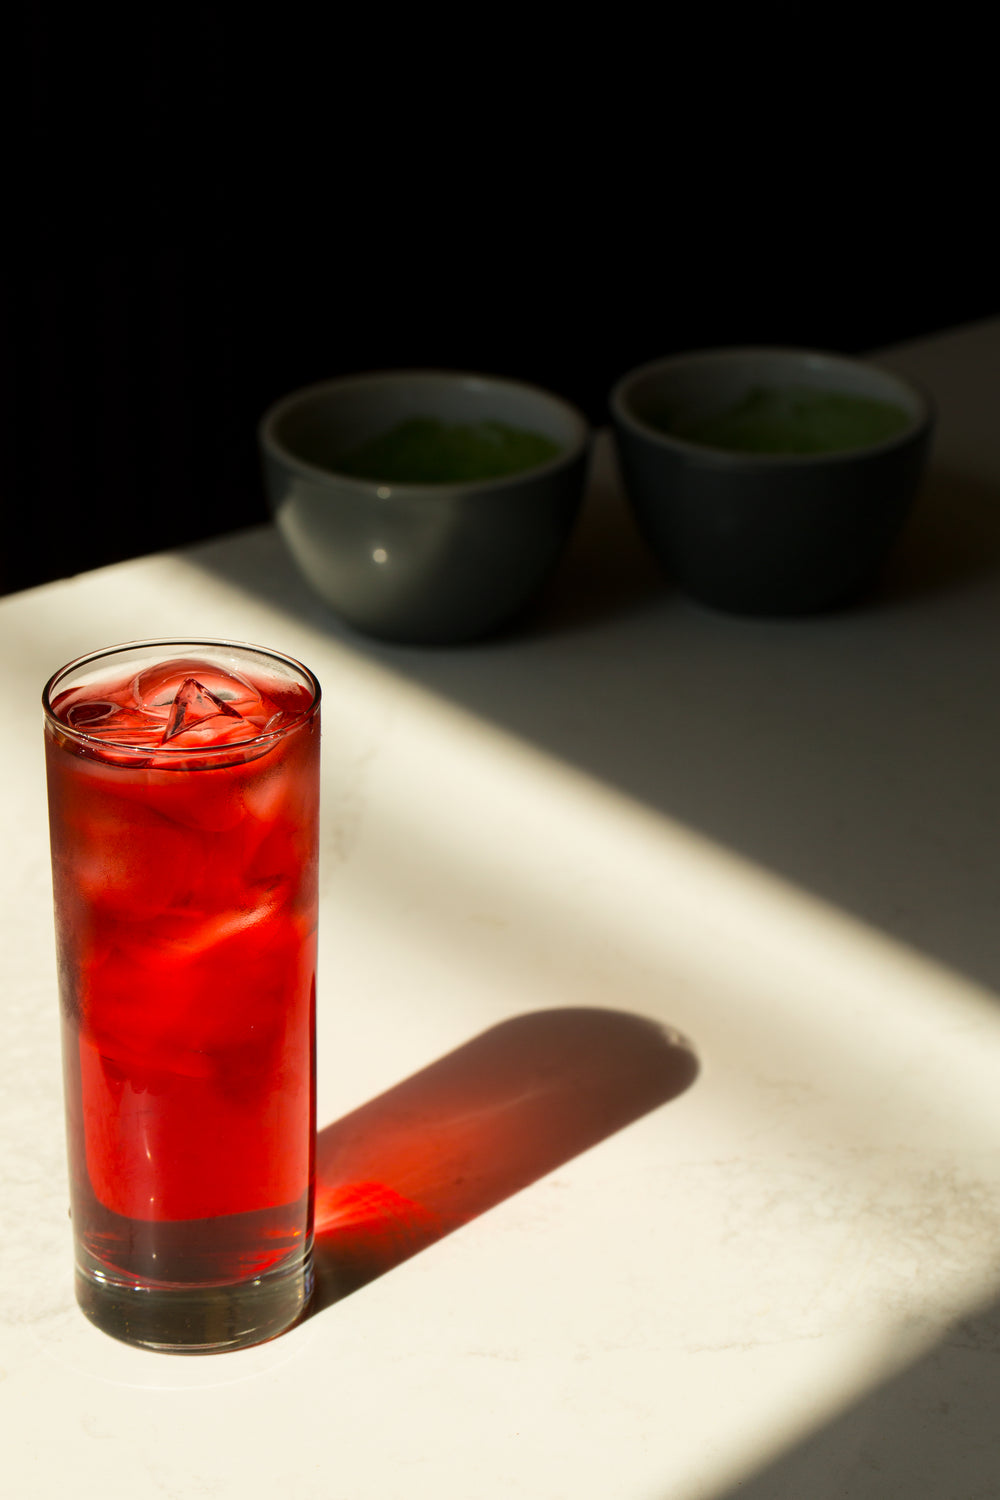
[3,12,993,597]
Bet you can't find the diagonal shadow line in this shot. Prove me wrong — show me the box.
[309,1007,698,1311]
[695,1296,1000,1499]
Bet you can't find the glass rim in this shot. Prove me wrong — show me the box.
[42,636,321,760]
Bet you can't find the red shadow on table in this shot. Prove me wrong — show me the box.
[310,1007,698,1311]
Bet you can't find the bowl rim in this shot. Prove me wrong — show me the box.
[609,345,935,466]
[258,367,592,493]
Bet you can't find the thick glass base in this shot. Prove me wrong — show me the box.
[74,1242,314,1353]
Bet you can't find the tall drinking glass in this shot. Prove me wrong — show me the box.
[42,640,320,1352]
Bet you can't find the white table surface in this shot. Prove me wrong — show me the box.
[4,319,1000,1498]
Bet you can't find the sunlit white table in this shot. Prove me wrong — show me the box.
[4,319,1000,1499]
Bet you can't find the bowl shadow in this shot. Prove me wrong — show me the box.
[309,1006,698,1311]
[877,466,1000,604]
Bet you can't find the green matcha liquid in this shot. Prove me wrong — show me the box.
[338,417,562,483]
[664,387,911,455]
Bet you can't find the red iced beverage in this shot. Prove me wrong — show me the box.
[43,640,320,1351]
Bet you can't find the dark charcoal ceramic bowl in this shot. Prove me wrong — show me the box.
[259,370,590,645]
[610,348,934,616]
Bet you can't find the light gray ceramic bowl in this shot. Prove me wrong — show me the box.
[610,347,934,615]
[259,370,590,645]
